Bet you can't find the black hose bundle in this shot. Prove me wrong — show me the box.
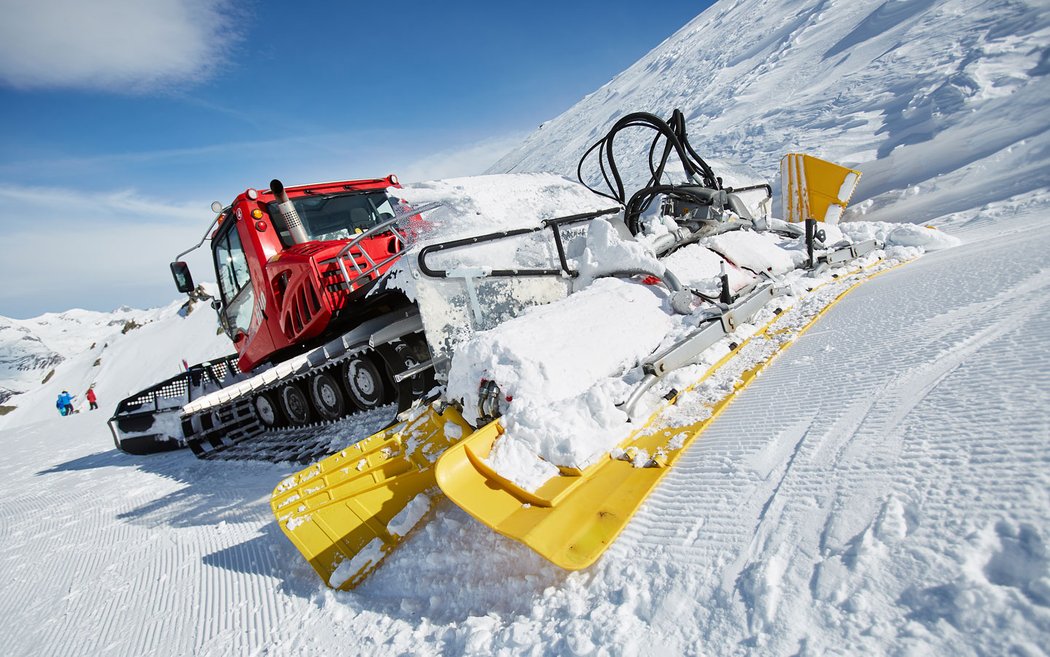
[576,109,722,235]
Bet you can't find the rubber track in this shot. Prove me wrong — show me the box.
[186,346,407,464]
[195,404,397,464]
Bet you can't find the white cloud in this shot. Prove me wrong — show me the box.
[0,0,237,91]
[0,130,529,317]
[0,184,216,317]
[395,133,528,183]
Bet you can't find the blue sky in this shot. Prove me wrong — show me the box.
[0,0,708,319]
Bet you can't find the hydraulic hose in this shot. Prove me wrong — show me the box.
[576,109,721,233]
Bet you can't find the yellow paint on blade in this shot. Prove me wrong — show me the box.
[780,153,862,223]
[271,404,472,590]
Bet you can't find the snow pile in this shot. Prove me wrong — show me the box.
[840,220,962,252]
[706,229,799,275]
[572,218,664,287]
[447,276,671,482]
[448,278,669,420]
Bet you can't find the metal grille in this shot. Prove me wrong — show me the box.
[112,354,242,416]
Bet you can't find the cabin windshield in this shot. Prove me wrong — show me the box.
[268,191,398,247]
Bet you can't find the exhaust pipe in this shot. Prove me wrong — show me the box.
[270,179,309,244]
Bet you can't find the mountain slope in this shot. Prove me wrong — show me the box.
[0,287,230,428]
[491,0,1050,224]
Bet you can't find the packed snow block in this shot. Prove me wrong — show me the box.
[661,243,757,293]
[445,277,673,427]
[705,229,798,275]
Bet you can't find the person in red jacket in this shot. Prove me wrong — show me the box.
[86,386,98,411]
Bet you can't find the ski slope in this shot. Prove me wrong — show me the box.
[0,194,1046,656]
[1,0,1048,653]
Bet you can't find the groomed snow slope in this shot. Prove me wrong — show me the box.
[1,193,1046,656]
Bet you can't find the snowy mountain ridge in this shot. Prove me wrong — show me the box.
[0,307,145,394]
[0,284,230,426]
[491,0,1049,226]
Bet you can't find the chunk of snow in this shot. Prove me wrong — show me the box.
[485,435,561,492]
[329,538,385,589]
[573,218,664,288]
[387,494,431,538]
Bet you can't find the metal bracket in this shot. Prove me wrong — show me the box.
[619,283,778,416]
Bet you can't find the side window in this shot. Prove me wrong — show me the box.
[214,233,235,302]
[227,229,251,291]
[213,226,256,337]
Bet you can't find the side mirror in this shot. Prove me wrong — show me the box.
[170,261,195,293]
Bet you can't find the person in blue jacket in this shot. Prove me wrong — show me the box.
[57,390,74,416]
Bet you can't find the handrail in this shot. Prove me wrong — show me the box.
[417,206,622,279]
[333,201,442,288]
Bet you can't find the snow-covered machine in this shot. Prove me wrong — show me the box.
[266,111,909,589]
[106,105,909,588]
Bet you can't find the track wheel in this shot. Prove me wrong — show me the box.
[310,372,346,420]
[342,354,389,411]
[253,392,283,428]
[378,338,433,412]
[279,383,312,425]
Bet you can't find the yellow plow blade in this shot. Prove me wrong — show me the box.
[436,261,900,570]
[781,153,862,224]
[435,332,765,570]
[271,404,472,589]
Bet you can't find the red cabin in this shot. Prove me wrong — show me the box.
[207,176,414,372]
